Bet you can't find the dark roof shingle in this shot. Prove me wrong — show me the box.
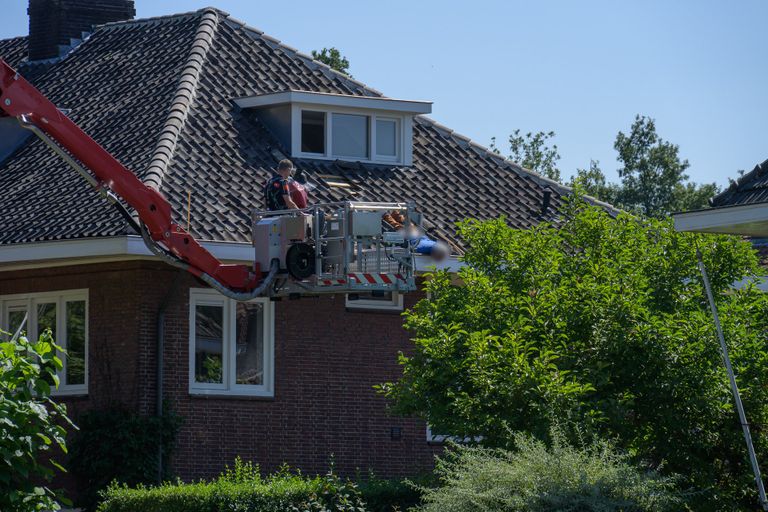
[0,7,596,250]
[711,158,768,208]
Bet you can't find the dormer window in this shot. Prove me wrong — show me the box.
[235,90,431,166]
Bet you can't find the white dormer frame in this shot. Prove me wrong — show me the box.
[234,90,432,166]
[290,104,414,165]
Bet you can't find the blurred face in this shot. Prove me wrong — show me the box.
[279,165,293,177]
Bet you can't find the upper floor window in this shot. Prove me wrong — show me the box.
[235,90,432,166]
[0,289,88,396]
[189,289,274,397]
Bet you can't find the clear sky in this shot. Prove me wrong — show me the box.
[1,1,765,187]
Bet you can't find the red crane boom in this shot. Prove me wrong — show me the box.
[0,59,266,296]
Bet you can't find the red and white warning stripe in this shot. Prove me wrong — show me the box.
[318,278,347,286]
[348,273,406,285]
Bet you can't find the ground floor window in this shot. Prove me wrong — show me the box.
[0,289,88,395]
[189,289,274,397]
[345,291,404,311]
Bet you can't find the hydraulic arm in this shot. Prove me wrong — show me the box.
[0,58,272,298]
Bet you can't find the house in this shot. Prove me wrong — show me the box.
[0,0,589,498]
[674,159,768,237]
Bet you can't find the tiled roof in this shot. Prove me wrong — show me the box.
[710,158,768,208]
[0,7,606,251]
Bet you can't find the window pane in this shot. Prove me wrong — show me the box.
[195,304,224,384]
[332,113,369,159]
[7,308,27,339]
[376,119,397,157]
[65,301,86,385]
[235,302,264,385]
[301,110,325,153]
[37,302,56,341]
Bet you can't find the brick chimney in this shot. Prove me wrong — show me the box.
[27,0,135,61]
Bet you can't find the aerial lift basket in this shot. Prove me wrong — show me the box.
[252,201,418,297]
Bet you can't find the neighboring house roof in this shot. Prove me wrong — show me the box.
[0,8,600,252]
[710,158,768,208]
[673,158,768,237]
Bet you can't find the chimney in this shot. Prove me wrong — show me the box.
[27,0,135,61]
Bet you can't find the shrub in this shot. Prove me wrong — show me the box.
[68,406,181,510]
[358,474,427,512]
[97,458,367,512]
[0,328,74,511]
[383,196,768,508]
[416,429,680,512]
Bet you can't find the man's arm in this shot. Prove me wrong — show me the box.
[282,194,299,209]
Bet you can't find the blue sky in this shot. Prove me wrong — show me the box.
[1,1,765,187]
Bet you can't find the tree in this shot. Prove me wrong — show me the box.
[613,115,716,217]
[311,47,351,76]
[493,130,562,181]
[568,160,619,205]
[498,117,719,216]
[382,197,768,510]
[1,328,74,511]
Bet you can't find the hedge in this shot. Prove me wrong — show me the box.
[97,459,420,512]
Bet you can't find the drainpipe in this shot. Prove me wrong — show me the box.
[156,270,182,484]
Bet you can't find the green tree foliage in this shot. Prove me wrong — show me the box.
[569,159,620,205]
[0,328,74,511]
[382,198,768,510]
[493,130,562,181]
[416,428,680,512]
[612,115,718,217]
[311,47,352,76]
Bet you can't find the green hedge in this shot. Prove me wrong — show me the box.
[97,459,420,512]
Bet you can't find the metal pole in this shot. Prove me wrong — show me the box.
[697,249,768,511]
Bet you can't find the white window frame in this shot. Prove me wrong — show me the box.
[291,103,413,165]
[189,289,274,397]
[345,292,404,312]
[426,425,483,444]
[0,289,89,396]
[374,116,401,163]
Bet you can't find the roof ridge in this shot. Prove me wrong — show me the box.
[220,14,384,97]
[415,116,618,212]
[96,8,212,30]
[143,8,220,190]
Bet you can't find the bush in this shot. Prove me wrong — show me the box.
[416,429,680,512]
[0,329,74,511]
[383,197,768,509]
[358,474,426,512]
[68,406,181,510]
[97,458,367,512]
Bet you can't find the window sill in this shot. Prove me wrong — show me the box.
[52,391,89,399]
[345,306,403,314]
[189,389,274,400]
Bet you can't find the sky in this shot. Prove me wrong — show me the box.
[1,0,766,188]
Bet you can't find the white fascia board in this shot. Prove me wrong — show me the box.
[0,236,254,265]
[0,236,465,275]
[234,90,432,115]
[414,255,464,273]
[673,202,768,236]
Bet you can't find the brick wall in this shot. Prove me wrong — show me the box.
[27,0,136,61]
[0,259,439,493]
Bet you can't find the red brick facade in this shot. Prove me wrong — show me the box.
[0,259,438,494]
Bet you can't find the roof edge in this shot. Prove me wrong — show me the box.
[143,8,220,190]
[711,158,768,207]
[414,116,619,213]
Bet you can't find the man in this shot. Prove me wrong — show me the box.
[264,159,300,211]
